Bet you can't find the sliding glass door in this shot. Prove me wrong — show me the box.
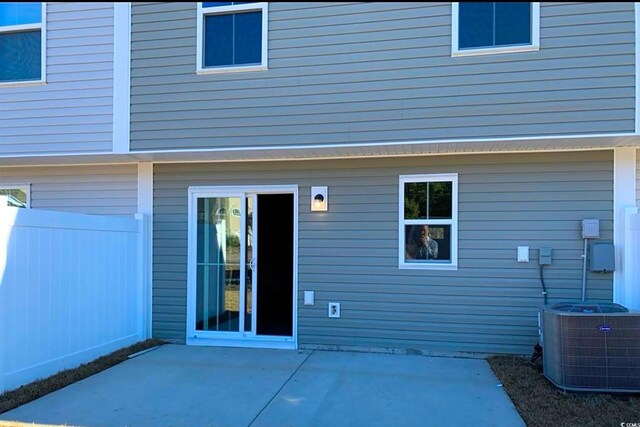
[194,194,256,337]
[188,185,297,348]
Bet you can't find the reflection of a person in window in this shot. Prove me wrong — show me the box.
[417,225,438,260]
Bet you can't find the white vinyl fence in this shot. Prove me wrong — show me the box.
[0,206,148,394]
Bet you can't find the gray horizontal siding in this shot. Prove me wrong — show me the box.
[0,164,138,216]
[0,3,114,156]
[130,2,635,152]
[152,151,614,354]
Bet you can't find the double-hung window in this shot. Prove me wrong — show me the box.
[452,2,540,56]
[399,174,458,270]
[0,2,45,85]
[0,185,30,208]
[197,2,268,74]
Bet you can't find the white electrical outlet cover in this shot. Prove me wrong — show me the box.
[517,246,529,263]
[328,302,340,318]
[304,291,315,306]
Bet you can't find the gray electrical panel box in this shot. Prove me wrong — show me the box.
[590,242,615,272]
[582,219,600,239]
[539,247,552,265]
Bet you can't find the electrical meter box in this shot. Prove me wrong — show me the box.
[590,242,615,272]
[582,219,600,239]
[539,247,552,265]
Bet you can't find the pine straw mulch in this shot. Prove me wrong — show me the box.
[0,339,165,416]
[488,355,640,427]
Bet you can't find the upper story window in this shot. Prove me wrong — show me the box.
[196,2,268,75]
[0,2,46,85]
[399,174,458,270]
[452,2,540,57]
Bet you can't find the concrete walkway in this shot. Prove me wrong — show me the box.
[0,345,524,427]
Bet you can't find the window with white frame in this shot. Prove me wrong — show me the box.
[452,2,539,56]
[399,174,458,269]
[0,185,30,208]
[0,2,45,84]
[197,2,268,74]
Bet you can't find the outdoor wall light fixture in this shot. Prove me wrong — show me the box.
[311,186,328,211]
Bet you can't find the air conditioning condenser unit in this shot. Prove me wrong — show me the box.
[540,302,640,393]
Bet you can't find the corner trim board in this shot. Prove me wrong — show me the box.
[613,148,637,306]
[137,162,153,339]
[633,2,640,134]
[113,2,131,154]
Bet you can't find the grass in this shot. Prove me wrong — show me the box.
[0,339,165,415]
[488,355,640,427]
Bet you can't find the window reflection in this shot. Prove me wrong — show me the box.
[196,197,242,332]
[404,182,452,220]
[0,188,28,208]
[459,2,532,50]
[404,225,451,263]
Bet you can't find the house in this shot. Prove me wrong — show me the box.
[1,2,639,355]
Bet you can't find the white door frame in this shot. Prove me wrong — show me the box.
[186,185,298,349]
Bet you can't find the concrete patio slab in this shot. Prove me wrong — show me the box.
[252,350,524,427]
[1,345,311,427]
[0,345,524,427]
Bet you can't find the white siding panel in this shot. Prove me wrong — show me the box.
[0,3,114,156]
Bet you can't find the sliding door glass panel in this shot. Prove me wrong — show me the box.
[196,197,242,333]
[244,196,254,332]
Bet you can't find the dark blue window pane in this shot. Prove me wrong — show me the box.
[0,2,41,27]
[0,30,41,82]
[203,2,233,7]
[234,11,261,65]
[204,11,262,67]
[458,2,493,49]
[204,14,233,67]
[495,2,531,46]
[459,2,532,50]
[203,2,254,7]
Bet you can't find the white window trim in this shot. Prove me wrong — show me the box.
[0,184,31,208]
[0,2,46,87]
[398,174,458,270]
[451,2,540,57]
[196,2,268,75]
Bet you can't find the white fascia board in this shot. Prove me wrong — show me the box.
[0,134,638,167]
